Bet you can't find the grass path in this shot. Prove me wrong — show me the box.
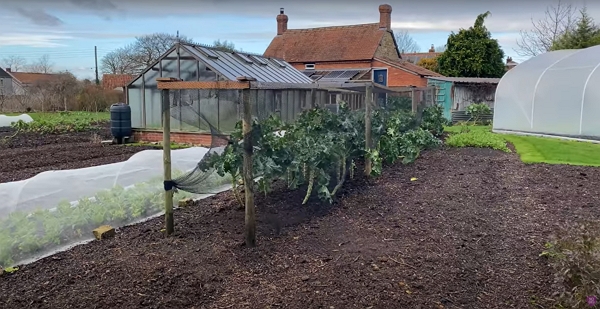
[445,125,600,167]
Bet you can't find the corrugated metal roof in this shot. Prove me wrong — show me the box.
[426,76,501,84]
[182,44,312,84]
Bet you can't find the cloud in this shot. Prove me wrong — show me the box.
[0,34,71,48]
[15,8,63,26]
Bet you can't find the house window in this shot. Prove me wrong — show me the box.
[305,63,315,70]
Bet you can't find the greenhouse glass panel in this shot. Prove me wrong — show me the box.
[494,45,600,139]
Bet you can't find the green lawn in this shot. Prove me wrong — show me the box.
[504,134,600,167]
[5,111,110,123]
[445,125,600,167]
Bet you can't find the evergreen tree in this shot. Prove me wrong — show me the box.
[437,12,505,78]
[552,7,600,50]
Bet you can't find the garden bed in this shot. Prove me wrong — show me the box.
[0,123,154,182]
[2,147,599,308]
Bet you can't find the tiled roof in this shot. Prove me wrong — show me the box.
[426,76,500,84]
[102,74,135,90]
[9,72,62,85]
[401,52,442,64]
[374,57,443,77]
[264,23,386,63]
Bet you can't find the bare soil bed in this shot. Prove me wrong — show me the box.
[0,125,153,182]
[1,147,599,309]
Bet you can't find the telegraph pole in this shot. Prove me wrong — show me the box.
[94,46,99,85]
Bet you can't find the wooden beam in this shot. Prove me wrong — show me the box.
[157,80,251,90]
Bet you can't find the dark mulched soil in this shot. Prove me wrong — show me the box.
[0,124,154,182]
[1,147,600,309]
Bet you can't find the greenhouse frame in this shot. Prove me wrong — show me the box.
[493,45,600,140]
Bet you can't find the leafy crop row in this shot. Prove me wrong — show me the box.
[200,102,445,206]
[0,170,228,268]
[10,111,108,134]
[445,124,510,152]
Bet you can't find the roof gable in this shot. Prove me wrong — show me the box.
[0,68,11,78]
[264,23,387,63]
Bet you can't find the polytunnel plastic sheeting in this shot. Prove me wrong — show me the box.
[0,147,212,215]
[494,45,600,139]
[0,114,33,127]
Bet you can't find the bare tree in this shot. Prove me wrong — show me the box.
[101,45,138,74]
[435,44,447,52]
[130,32,196,69]
[26,54,54,73]
[516,0,578,57]
[2,55,27,72]
[101,32,197,74]
[395,30,421,53]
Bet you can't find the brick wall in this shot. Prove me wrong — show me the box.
[374,32,400,60]
[133,129,228,147]
[372,60,428,87]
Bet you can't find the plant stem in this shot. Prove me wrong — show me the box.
[302,168,315,205]
[331,158,347,197]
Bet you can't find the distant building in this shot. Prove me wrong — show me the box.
[505,57,518,71]
[401,45,442,64]
[263,4,442,87]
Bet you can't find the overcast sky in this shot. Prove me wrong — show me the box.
[0,0,598,79]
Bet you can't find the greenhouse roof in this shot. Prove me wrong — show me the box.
[182,44,312,84]
[127,43,313,87]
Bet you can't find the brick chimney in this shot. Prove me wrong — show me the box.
[277,8,288,35]
[429,44,435,52]
[506,56,513,64]
[379,4,392,30]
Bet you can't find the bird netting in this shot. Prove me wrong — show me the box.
[163,88,276,194]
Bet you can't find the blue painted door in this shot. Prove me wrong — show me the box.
[373,69,387,86]
[373,69,387,106]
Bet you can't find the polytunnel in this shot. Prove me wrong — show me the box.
[493,45,600,139]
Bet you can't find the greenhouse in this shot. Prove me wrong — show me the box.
[493,44,600,140]
[126,43,321,133]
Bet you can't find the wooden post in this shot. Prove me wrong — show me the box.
[411,89,418,113]
[364,84,373,176]
[242,89,256,247]
[162,89,174,235]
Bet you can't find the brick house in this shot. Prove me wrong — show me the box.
[102,74,135,104]
[401,45,442,64]
[263,4,442,87]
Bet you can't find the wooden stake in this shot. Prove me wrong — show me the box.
[364,84,373,176]
[242,89,256,247]
[162,89,174,235]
